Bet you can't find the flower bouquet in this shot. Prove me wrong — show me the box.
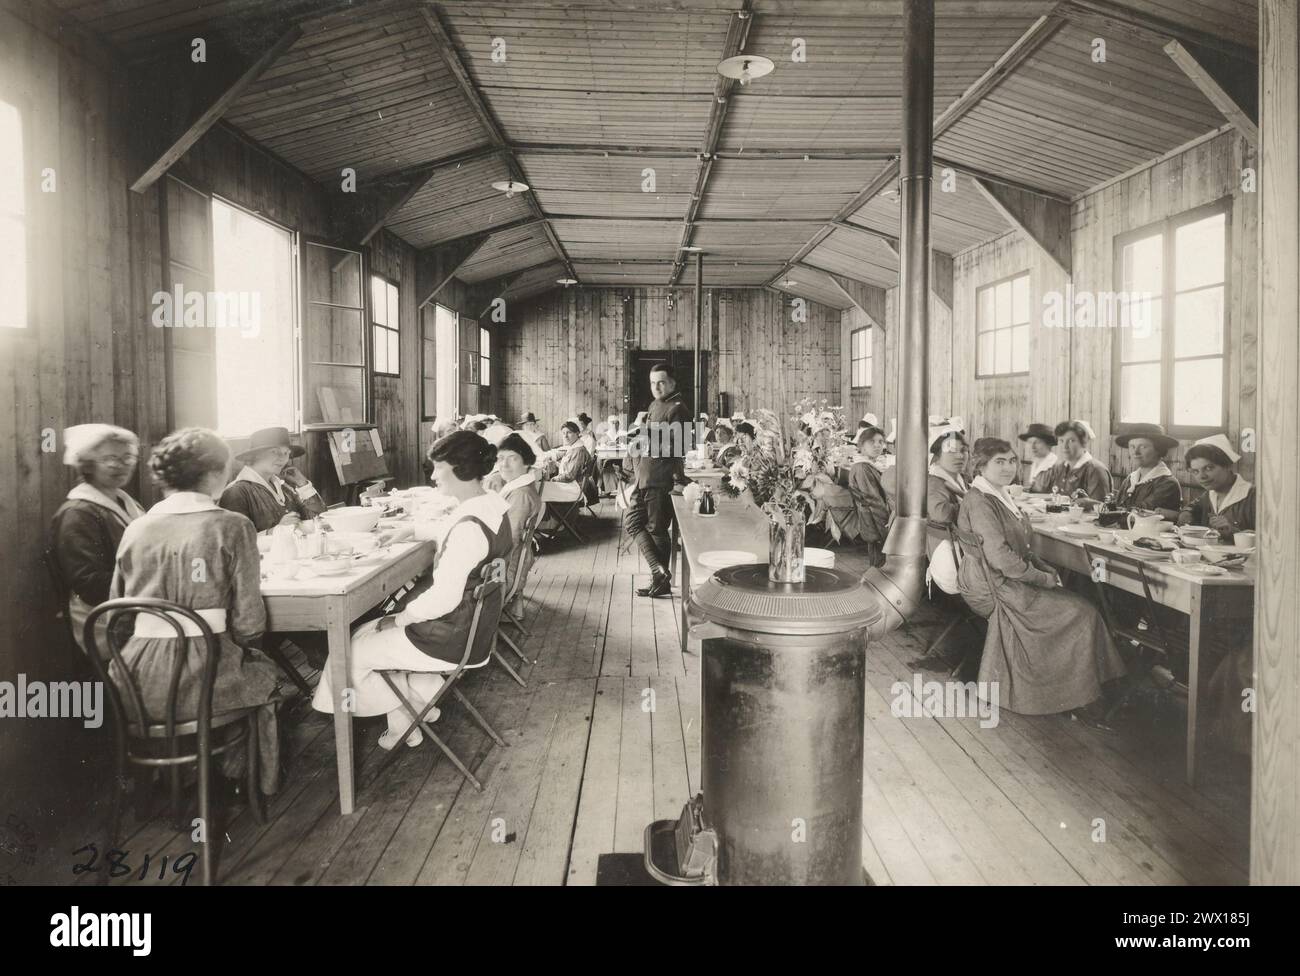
[719,397,855,581]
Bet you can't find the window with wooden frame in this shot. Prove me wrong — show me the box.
[300,239,366,427]
[370,274,400,376]
[458,313,480,414]
[434,303,458,420]
[850,326,872,388]
[0,99,26,329]
[1113,199,1229,437]
[976,272,1030,377]
[420,304,437,421]
[479,326,491,392]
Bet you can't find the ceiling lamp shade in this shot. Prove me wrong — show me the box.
[491,179,529,198]
[556,277,578,286]
[716,54,774,86]
[680,245,704,252]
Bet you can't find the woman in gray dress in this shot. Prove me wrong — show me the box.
[957,438,1125,726]
[109,428,287,795]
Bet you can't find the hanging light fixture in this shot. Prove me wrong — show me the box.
[681,245,704,253]
[556,277,577,286]
[716,54,774,86]
[491,179,529,198]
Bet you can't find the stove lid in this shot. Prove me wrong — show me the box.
[691,564,884,636]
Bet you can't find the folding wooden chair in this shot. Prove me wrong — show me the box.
[83,597,268,887]
[492,512,542,687]
[371,558,510,793]
[541,478,587,544]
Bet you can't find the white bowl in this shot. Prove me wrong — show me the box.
[321,506,382,533]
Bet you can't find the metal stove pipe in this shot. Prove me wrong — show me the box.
[862,0,933,638]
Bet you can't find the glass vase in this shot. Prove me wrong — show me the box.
[768,513,807,583]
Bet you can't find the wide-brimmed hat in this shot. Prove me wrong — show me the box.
[1115,423,1179,454]
[1017,422,1058,447]
[236,427,305,462]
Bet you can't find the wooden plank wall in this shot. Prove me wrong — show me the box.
[1254,0,1299,885]
[849,130,1257,484]
[495,286,842,436]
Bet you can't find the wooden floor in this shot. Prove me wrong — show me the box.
[58,500,1250,886]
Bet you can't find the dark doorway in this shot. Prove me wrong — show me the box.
[625,348,708,422]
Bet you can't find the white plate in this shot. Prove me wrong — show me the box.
[699,550,759,569]
[1204,544,1255,556]
[1178,563,1227,577]
[804,547,835,568]
[1058,523,1099,538]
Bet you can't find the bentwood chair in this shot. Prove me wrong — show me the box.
[915,520,985,670]
[83,598,267,887]
[371,559,510,792]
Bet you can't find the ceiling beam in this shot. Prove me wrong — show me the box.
[1060,0,1256,63]
[130,25,302,193]
[1163,39,1259,149]
[820,270,888,328]
[669,0,755,285]
[933,156,1072,203]
[415,234,489,309]
[972,177,1072,275]
[418,3,578,283]
[514,143,898,161]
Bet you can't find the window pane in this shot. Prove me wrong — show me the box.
[304,243,362,309]
[1175,213,1225,291]
[388,330,400,373]
[978,332,994,373]
[373,326,387,373]
[994,328,1012,374]
[1174,286,1224,358]
[370,277,386,326]
[863,327,872,355]
[1011,325,1029,373]
[995,280,1011,328]
[388,283,399,330]
[306,305,363,364]
[1120,297,1162,362]
[304,364,366,425]
[211,198,295,437]
[480,327,490,358]
[423,339,436,375]
[1119,363,1161,424]
[480,354,489,384]
[1120,233,1162,294]
[1011,275,1029,324]
[0,101,24,216]
[978,286,995,332]
[168,180,211,273]
[1173,358,1223,427]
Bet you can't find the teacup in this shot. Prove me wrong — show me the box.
[1007,484,1024,499]
[1171,549,1203,566]
[1234,531,1256,549]
[1096,531,1116,545]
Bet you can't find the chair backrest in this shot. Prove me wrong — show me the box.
[949,524,1002,613]
[505,510,541,603]
[83,598,225,743]
[461,558,507,669]
[1081,543,1172,652]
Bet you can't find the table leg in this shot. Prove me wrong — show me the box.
[326,600,356,815]
[1186,583,1205,787]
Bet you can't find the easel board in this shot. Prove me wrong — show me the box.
[326,427,389,486]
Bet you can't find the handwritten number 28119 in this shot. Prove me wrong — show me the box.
[71,844,196,886]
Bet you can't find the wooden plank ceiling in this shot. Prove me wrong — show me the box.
[51,0,1259,302]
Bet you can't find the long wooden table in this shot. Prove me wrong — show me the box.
[260,540,436,815]
[670,493,768,650]
[1031,524,1254,784]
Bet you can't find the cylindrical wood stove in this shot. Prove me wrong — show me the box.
[645,564,882,885]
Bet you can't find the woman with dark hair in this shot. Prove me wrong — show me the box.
[313,431,513,749]
[1177,434,1254,541]
[492,432,543,548]
[838,424,892,566]
[1050,419,1111,501]
[1017,423,1059,494]
[50,424,146,656]
[1113,423,1182,515]
[927,420,969,525]
[716,421,755,468]
[958,437,1124,726]
[108,427,286,795]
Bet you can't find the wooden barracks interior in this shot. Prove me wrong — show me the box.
[2,0,1298,886]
